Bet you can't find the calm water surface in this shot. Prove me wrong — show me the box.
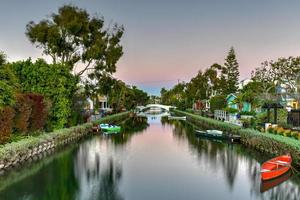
[0,114,300,200]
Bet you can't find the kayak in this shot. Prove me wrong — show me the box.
[261,154,292,181]
[99,123,121,134]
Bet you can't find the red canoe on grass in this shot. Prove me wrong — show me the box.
[261,154,292,181]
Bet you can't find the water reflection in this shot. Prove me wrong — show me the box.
[165,119,300,200]
[74,138,124,200]
[2,114,300,199]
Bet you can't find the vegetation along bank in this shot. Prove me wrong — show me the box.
[0,112,129,173]
[175,110,300,168]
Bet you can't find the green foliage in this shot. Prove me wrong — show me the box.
[239,110,256,116]
[222,47,240,95]
[224,107,238,113]
[269,109,288,127]
[26,5,124,78]
[0,65,19,109]
[210,95,227,112]
[14,94,32,134]
[10,59,78,130]
[0,107,15,144]
[27,93,49,131]
[0,112,129,160]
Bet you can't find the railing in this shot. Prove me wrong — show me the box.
[214,110,228,121]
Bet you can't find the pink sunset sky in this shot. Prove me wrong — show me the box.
[1,0,300,94]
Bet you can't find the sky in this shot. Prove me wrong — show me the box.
[1,0,300,95]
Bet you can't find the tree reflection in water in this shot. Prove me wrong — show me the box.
[74,115,148,200]
[74,137,124,200]
[166,119,300,200]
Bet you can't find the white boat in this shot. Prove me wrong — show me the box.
[206,130,223,136]
[168,116,187,120]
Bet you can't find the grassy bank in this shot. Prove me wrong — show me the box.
[175,110,300,167]
[0,112,129,164]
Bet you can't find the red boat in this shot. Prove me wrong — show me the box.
[260,170,292,193]
[261,154,292,181]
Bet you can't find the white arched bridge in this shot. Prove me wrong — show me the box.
[136,104,176,112]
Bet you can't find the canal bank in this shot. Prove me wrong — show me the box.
[0,112,129,172]
[175,110,300,168]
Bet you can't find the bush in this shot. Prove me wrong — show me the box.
[224,107,238,114]
[267,126,274,133]
[210,95,227,113]
[0,107,15,144]
[27,93,49,131]
[276,127,285,136]
[291,131,299,139]
[283,129,292,137]
[10,59,78,130]
[14,94,32,134]
[239,110,256,116]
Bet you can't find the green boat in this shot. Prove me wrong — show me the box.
[99,124,121,134]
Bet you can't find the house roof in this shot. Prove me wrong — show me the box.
[226,93,237,100]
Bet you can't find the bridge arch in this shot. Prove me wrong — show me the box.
[137,104,176,112]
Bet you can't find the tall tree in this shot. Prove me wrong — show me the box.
[223,47,240,95]
[0,51,6,66]
[26,5,124,78]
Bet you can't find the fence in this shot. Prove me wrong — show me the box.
[288,109,300,127]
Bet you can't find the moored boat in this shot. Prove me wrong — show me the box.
[195,129,241,142]
[168,116,186,120]
[260,170,292,192]
[261,154,292,181]
[99,123,121,134]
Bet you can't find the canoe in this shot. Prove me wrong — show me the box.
[99,123,121,134]
[260,170,291,193]
[261,154,292,181]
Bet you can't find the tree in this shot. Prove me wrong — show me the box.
[251,61,276,102]
[210,95,227,113]
[0,51,6,66]
[0,53,19,109]
[26,5,124,78]
[223,47,240,95]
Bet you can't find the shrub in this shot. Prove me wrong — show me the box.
[10,59,78,130]
[267,126,274,134]
[0,107,15,144]
[210,95,227,113]
[291,131,299,139]
[276,127,285,136]
[224,107,238,114]
[239,110,256,116]
[14,94,32,134]
[27,93,49,131]
[283,129,292,137]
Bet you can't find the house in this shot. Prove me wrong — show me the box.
[226,93,251,112]
[276,84,299,109]
[86,95,111,113]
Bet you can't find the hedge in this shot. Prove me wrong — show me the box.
[0,112,129,162]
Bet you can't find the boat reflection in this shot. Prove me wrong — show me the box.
[260,170,292,193]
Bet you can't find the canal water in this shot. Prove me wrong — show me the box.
[0,113,300,200]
